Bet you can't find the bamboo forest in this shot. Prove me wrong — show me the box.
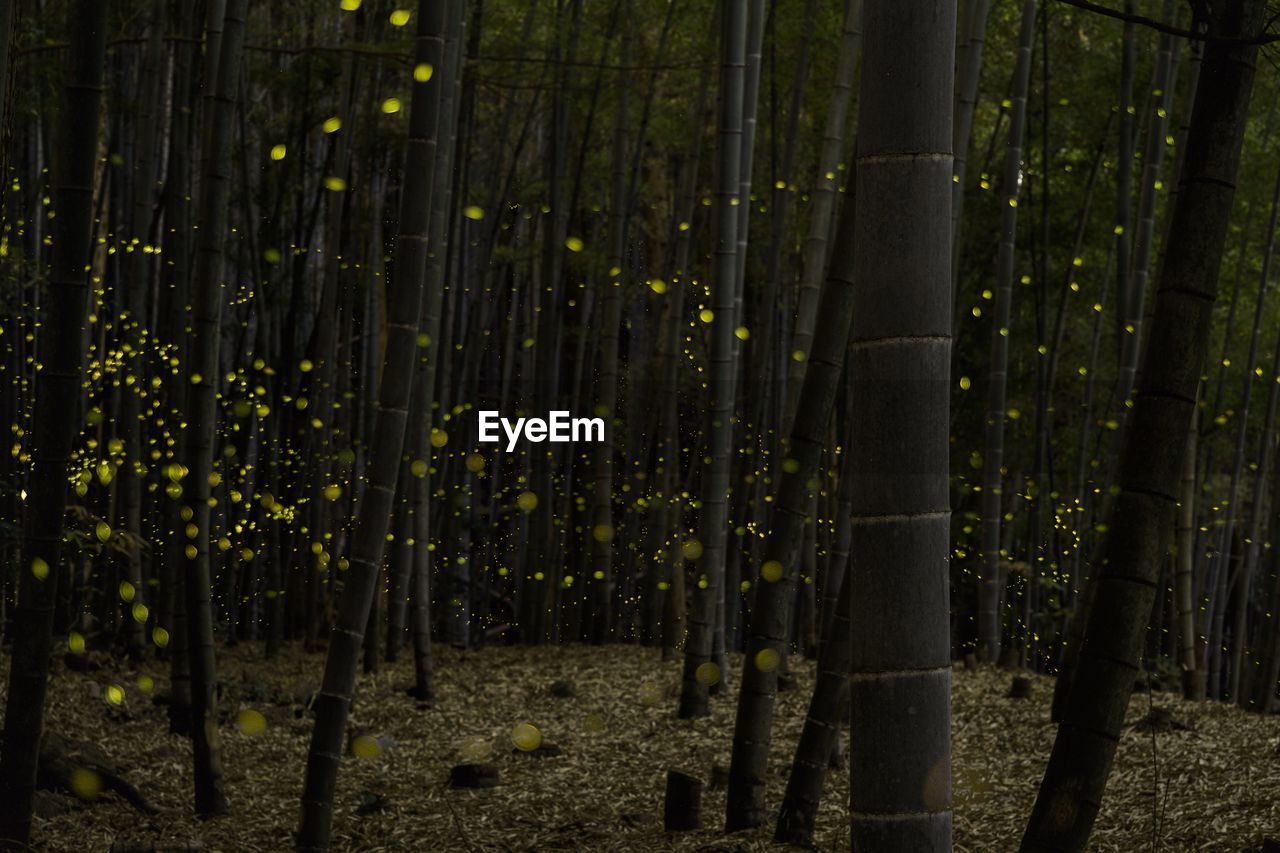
[2,0,1280,849]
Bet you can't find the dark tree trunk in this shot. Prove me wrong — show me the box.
[180,0,247,816]
[846,1,955,848]
[1021,2,1265,849]
[0,1,108,846]
[297,0,449,847]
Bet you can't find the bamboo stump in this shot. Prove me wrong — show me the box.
[663,770,701,831]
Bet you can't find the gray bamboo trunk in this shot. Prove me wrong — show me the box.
[161,0,199,725]
[1175,404,1201,697]
[726,160,863,831]
[1230,233,1280,705]
[588,3,631,643]
[949,0,994,298]
[775,562,851,846]
[978,0,1036,664]
[118,0,167,664]
[297,0,448,846]
[846,1,954,849]
[1206,162,1277,699]
[678,0,747,719]
[1115,4,1177,405]
[1020,2,1264,848]
[1111,5,1135,381]
[179,0,246,816]
[0,1,107,845]
[783,0,861,435]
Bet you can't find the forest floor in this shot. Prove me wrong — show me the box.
[2,642,1278,852]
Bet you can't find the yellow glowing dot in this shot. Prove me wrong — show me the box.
[592,523,615,543]
[565,236,585,252]
[324,176,347,192]
[119,580,136,602]
[31,557,48,581]
[755,648,780,672]
[411,459,429,478]
[217,536,231,551]
[517,491,538,512]
[351,734,381,758]
[381,97,401,114]
[324,484,342,501]
[414,63,434,83]
[300,359,314,373]
[389,8,411,25]
[465,453,485,473]
[105,685,124,706]
[237,709,267,735]
[511,723,542,751]
[323,116,342,133]
[681,539,703,561]
[959,376,971,391]
[68,632,86,654]
[95,522,112,543]
[430,428,448,448]
[463,204,484,220]
[459,735,490,761]
[638,680,661,705]
[137,675,154,693]
[70,768,102,801]
[649,278,668,294]
[735,326,750,341]
[761,560,783,582]
[695,662,720,687]
[152,627,170,648]
[270,144,287,161]
[184,545,197,560]
[132,603,149,623]
[791,349,806,363]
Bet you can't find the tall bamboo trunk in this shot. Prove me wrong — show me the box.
[1175,404,1201,697]
[846,1,954,848]
[1116,4,1177,405]
[179,0,247,816]
[0,1,108,846]
[725,81,873,823]
[297,0,448,846]
[117,0,167,664]
[162,0,200,721]
[588,2,631,643]
[725,152,862,828]
[784,0,861,434]
[978,0,1036,664]
[1021,2,1264,848]
[1230,206,1280,705]
[949,0,994,299]
[775,562,851,846]
[1206,161,1277,699]
[677,0,748,720]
